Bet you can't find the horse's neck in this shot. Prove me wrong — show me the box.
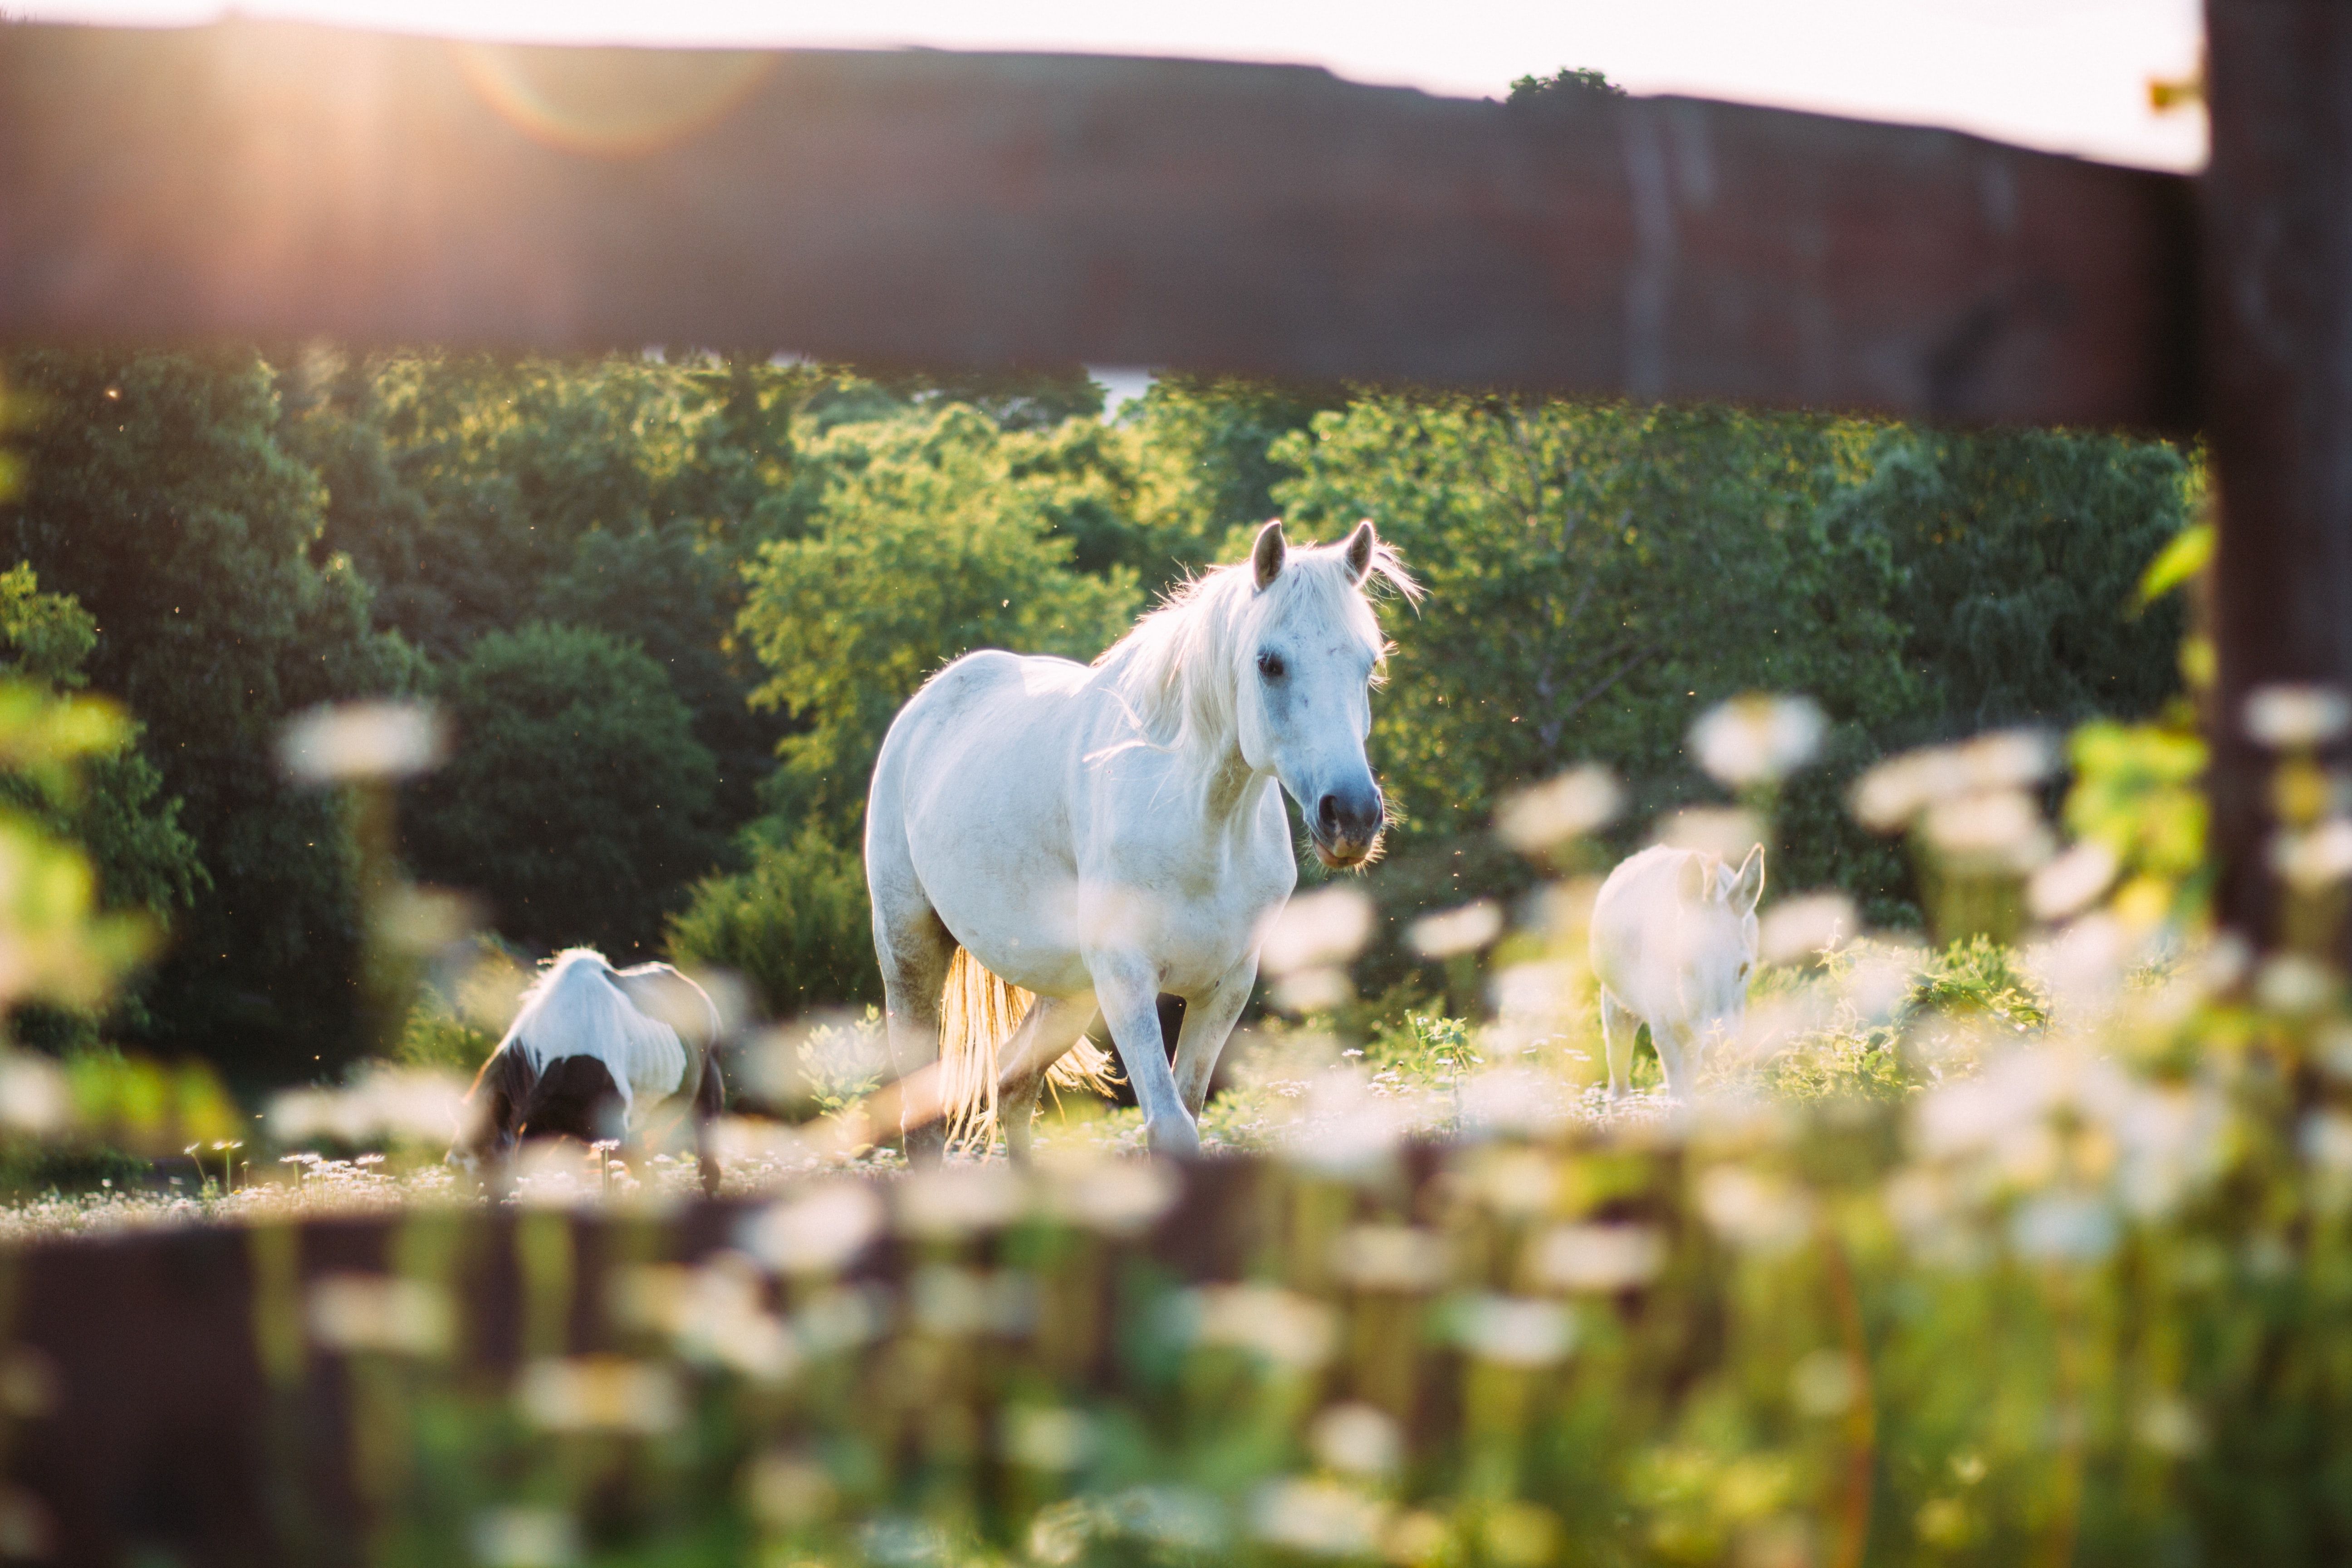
[1194,739,1278,848]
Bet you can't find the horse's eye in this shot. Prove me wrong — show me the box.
[1257,650,1286,680]
[1738,963,1751,979]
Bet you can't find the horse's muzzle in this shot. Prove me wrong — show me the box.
[1312,785,1386,868]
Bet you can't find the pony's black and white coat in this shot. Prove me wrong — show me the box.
[452,947,727,1194]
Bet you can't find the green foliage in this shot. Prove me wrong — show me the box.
[738,404,1142,831]
[666,823,879,1018]
[392,993,495,1075]
[402,623,725,956]
[1506,65,1626,103]
[1274,397,1913,911]
[1826,425,2195,735]
[0,348,419,1080]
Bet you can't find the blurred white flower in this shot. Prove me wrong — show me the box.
[894,1162,1028,1239]
[2271,817,2352,889]
[308,1274,452,1357]
[1837,944,1924,1024]
[1459,1066,1572,1139]
[518,1356,683,1434]
[2009,1191,2117,1262]
[0,1054,68,1137]
[1460,1144,1558,1215]
[1758,894,1855,967]
[2134,1394,2205,1457]
[745,1452,837,1529]
[1309,1402,1402,1476]
[1495,764,1621,853]
[2028,841,2121,923]
[470,1508,579,1568]
[1252,1478,1390,1557]
[2255,954,2337,1016]
[1852,731,2053,833]
[1695,1167,1815,1254]
[2301,1111,2352,1176]
[1406,899,1504,959]
[1098,1485,1225,1552]
[1275,1066,1408,1180]
[1655,807,1763,862]
[1034,1152,1177,1235]
[1261,887,1375,976]
[619,1254,797,1382]
[1788,1349,1860,1416]
[279,701,447,784]
[1001,1405,1097,1471]
[1921,789,2053,872]
[1186,1283,1336,1368]
[1328,1224,1450,1293]
[2244,683,2351,749]
[1447,1294,1575,1366]
[372,886,480,955]
[1270,966,1352,1015]
[2023,914,2129,1023]
[268,1068,467,1149]
[1490,961,1571,1021]
[1690,694,1827,788]
[740,1182,884,1274]
[909,1264,1034,1338]
[1533,1223,1666,1292]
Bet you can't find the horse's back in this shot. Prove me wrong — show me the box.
[509,951,691,1107]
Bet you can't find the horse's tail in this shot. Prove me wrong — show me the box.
[938,947,1122,1151]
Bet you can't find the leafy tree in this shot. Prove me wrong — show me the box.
[401,622,725,956]
[0,348,418,1081]
[1123,375,1351,592]
[1825,426,2194,737]
[738,405,1142,832]
[1274,397,1910,890]
[666,823,879,1018]
[0,564,205,923]
[1506,67,1626,105]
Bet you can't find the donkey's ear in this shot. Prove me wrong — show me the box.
[1727,844,1766,916]
[1678,854,1711,903]
[1252,519,1288,590]
[1343,519,1379,583]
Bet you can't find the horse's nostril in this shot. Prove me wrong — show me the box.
[1317,794,1342,833]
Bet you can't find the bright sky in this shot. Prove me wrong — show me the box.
[30,0,2205,172]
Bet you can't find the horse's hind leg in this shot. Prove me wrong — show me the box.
[871,888,955,1169]
[692,1050,726,1198]
[995,994,1099,1166]
[1601,989,1639,1101]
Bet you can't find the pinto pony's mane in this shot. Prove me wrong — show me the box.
[1091,529,1418,773]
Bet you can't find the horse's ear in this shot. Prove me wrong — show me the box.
[1728,844,1766,916]
[1678,855,1710,904]
[1343,519,1377,583]
[1252,519,1288,591]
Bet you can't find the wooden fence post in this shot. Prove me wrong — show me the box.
[2204,1,2352,950]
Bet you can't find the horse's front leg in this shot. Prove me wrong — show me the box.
[1171,960,1257,1122]
[1088,952,1200,1158]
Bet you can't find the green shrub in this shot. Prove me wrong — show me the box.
[666,823,879,1018]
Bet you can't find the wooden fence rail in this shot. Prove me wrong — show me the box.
[0,19,2196,434]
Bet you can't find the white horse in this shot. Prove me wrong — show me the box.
[866,519,1418,1160]
[1589,843,1765,1098]
[451,948,728,1194]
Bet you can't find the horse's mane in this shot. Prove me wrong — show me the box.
[1091,531,1419,774]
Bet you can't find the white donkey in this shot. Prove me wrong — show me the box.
[1589,843,1765,1099]
[452,948,727,1194]
[866,519,1417,1160]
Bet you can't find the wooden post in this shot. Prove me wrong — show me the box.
[2204,2,2352,949]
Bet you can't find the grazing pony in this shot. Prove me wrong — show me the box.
[866,519,1418,1161]
[1589,843,1765,1099]
[451,948,727,1194]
